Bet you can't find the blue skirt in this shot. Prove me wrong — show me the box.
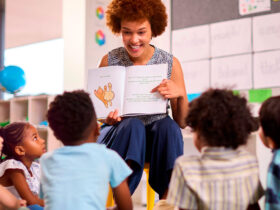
[97,116,183,198]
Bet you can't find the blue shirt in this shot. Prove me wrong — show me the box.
[40,143,132,210]
[266,149,280,210]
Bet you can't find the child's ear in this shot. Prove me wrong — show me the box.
[14,145,25,156]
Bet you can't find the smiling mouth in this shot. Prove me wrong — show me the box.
[130,45,140,49]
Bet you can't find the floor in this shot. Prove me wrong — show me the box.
[134,204,147,210]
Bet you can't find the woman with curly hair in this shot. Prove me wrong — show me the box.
[97,0,189,201]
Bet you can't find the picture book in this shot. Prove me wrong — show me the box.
[87,64,168,119]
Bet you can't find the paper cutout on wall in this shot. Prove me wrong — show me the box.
[239,0,270,16]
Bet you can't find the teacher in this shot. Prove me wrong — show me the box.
[98,0,189,200]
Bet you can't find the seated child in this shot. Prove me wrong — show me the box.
[167,88,264,210]
[0,136,27,210]
[259,95,280,210]
[0,123,45,207]
[42,90,132,210]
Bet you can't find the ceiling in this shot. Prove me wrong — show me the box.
[4,0,62,49]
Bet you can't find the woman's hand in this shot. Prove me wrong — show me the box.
[151,79,184,99]
[105,109,122,125]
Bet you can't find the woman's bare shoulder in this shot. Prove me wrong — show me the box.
[99,54,109,67]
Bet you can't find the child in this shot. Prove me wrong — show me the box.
[167,88,264,210]
[259,95,280,210]
[0,136,27,210]
[0,123,45,208]
[42,90,132,210]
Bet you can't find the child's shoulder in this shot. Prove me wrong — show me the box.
[175,155,202,168]
[0,159,26,177]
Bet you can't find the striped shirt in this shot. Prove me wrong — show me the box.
[167,147,264,210]
[265,148,280,210]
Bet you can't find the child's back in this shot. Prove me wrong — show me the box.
[41,143,130,209]
[42,90,132,210]
[167,88,264,210]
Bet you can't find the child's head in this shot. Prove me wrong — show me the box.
[47,90,98,146]
[186,88,256,151]
[259,96,280,149]
[0,122,46,161]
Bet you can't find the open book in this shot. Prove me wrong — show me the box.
[87,64,168,119]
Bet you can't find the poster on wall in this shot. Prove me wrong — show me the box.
[253,13,280,52]
[211,54,252,90]
[254,50,280,89]
[181,60,210,94]
[172,25,210,62]
[239,0,270,16]
[210,18,252,58]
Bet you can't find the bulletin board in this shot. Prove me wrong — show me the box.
[171,0,280,103]
[172,0,280,29]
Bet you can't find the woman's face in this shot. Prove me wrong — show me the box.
[120,19,152,59]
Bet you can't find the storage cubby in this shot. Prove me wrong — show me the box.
[0,100,10,123]
[29,95,49,126]
[10,97,29,122]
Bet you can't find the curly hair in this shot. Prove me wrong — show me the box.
[47,90,97,145]
[0,122,30,161]
[106,0,167,37]
[259,96,280,148]
[186,89,257,149]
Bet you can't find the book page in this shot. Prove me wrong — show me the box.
[123,64,168,115]
[87,66,126,119]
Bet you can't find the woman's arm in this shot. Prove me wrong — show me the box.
[169,57,188,128]
[8,169,44,206]
[151,57,188,128]
[99,54,109,67]
[112,180,132,210]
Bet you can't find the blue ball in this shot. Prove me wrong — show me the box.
[0,65,26,94]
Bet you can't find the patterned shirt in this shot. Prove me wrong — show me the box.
[167,147,264,210]
[265,148,280,210]
[108,45,173,125]
[0,159,40,198]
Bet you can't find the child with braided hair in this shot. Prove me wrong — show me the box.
[0,122,45,209]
